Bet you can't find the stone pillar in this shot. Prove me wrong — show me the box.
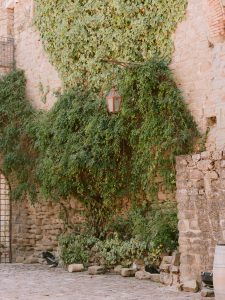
[176,150,225,283]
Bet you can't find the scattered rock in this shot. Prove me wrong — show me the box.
[171,251,180,266]
[132,259,144,270]
[160,272,172,285]
[182,280,199,293]
[150,274,160,283]
[159,263,171,273]
[121,268,136,277]
[201,288,215,297]
[161,256,173,265]
[172,274,180,286]
[113,265,122,274]
[16,257,25,263]
[24,256,39,264]
[135,271,151,280]
[68,264,84,273]
[88,265,105,275]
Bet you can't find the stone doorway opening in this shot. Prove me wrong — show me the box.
[0,172,11,263]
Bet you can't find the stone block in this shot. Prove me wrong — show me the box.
[16,256,25,263]
[121,268,136,277]
[201,287,215,297]
[208,171,219,179]
[159,263,171,273]
[221,160,225,168]
[221,169,225,179]
[149,274,160,283]
[197,160,213,172]
[88,266,105,275]
[172,274,179,285]
[160,272,172,285]
[182,280,199,293]
[176,156,188,166]
[161,256,173,264]
[24,256,39,264]
[171,251,180,266]
[135,271,151,280]
[113,265,122,274]
[68,264,84,273]
[212,151,222,161]
[189,169,203,180]
[187,188,199,196]
[192,179,204,189]
[192,154,201,163]
[171,266,179,274]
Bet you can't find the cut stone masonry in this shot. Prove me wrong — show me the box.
[176,150,225,283]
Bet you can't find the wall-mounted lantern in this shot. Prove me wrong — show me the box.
[106,86,122,113]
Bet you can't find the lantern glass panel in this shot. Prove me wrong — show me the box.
[114,97,121,112]
[107,97,114,113]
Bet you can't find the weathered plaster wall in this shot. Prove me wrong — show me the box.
[172,0,225,151]
[0,0,62,109]
[13,0,62,110]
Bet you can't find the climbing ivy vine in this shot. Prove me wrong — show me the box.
[0,71,38,201]
[0,60,198,208]
[34,0,187,89]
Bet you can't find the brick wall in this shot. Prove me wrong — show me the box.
[171,0,225,150]
[208,0,225,37]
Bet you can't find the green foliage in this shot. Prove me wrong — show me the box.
[0,67,195,266]
[0,62,198,212]
[127,201,179,252]
[59,201,178,267]
[35,61,199,214]
[0,71,38,201]
[59,233,98,265]
[34,0,187,89]
[96,235,148,268]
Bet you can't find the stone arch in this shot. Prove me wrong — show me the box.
[0,170,11,263]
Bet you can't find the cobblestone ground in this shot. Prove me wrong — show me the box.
[0,264,202,300]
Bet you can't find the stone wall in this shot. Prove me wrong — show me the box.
[11,198,85,263]
[1,0,225,281]
[176,150,225,283]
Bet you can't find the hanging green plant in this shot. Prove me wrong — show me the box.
[35,60,199,205]
[0,60,199,230]
[34,0,187,89]
[0,71,38,201]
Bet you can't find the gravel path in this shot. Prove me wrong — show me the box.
[0,264,202,300]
